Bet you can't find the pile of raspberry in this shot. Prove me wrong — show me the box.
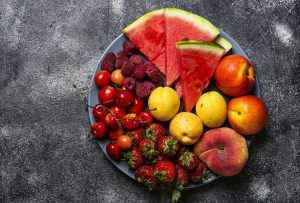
[101,40,164,99]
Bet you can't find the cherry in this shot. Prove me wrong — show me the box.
[107,126,124,140]
[138,111,154,127]
[94,70,111,88]
[105,113,119,129]
[106,142,122,160]
[127,97,144,114]
[90,122,107,139]
[121,113,139,130]
[98,86,117,106]
[115,90,134,108]
[110,106,126,119]
[93,104,109,122]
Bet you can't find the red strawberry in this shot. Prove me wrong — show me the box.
[123,147,144,170]
[154,161,176,184]
[178,151,200,170]
[128,128,145,146]
[135,165,157,191]
[155,155,168,163]
[139,139,159,160]
[145,123,166,142]
[158,136,180,157]
[189,161,208,183]
[175,165,189,186]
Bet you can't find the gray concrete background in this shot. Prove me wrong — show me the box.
[0,0,299,202]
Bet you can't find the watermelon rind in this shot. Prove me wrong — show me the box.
[165,8,220,39]
[176,40,224,54]
[123,8,164,33]
[214,36,233,55]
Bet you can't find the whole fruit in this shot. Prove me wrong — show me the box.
[107,126,124,140]
[111,69,124,87]
[228,95,268,135]
[92,104,109,122]
[90,122,107,139]
[193,127,248,177]
[94,70,110,88]
[138,111,154,127]
[127,97,144,114]
[170,112,203,145]
[106,142,122,160]
[110,106,126,119]
[115,90,134,107]
[105,113,119,129]
[196,91,227,128]
[148,87,180,121]
[98,86,117,106]
[214,55,255,97]
[158,136,180,157]
[117,135,132,150]
[121,113,139,130]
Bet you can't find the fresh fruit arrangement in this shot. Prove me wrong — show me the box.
[88,8,269,202]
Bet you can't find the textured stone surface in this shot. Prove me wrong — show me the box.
[0,0,299,202]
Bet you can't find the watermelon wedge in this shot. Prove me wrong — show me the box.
[214,36,233,55]
[165,8,220,86]
[176,41,224,112]
[123,9,166,74]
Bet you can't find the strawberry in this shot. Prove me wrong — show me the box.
[189,161,208,183]
[139,139,159,160]
[154,161,176,184]
[172,165,189,202]
[128,128,145,146]
[135,165,157,191]
[178,151,199,170]
[123,147,144,169]
[145,123,166,142]
[158,136,180,157]
[155,155,168,163]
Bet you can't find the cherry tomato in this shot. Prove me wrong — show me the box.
[111,69,124,87]
[115,90,134,108]
[105,113,119,129]
[106,142,122,160]
[138,111,154,127]
[121,113,139,130]
[90,122,107,139]
[117,135,132,150]
[94,70,110,88]
[127,97,144,114]
[93,104,109,122]
[107,126,124,140]
[110,106,126,119]
[98,86,117,106]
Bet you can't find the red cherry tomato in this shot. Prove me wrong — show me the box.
[106,142,122,160]
[98,86,117,106]
[93,104,109,122]
[110,106,126,119]
[115,90,134,108]
[117,135,132,150]
[121,113,139,130]
[94,70,110,88]
[111,69,124,87]
[138,111,154,127]
[107,126,124,140]
[105,113,119,129]
[127,97,144,114]
[90,122,107,139]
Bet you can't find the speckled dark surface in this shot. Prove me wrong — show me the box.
[0,0,299,202]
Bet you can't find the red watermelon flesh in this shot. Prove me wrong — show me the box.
[176,41,224,112]
[165,8,220,86]
[123,9,165,74]
[152,52,166,74]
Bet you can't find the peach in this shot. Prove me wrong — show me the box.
[193,127,248,177]
[228,95,268,135]
[214,55,255,97]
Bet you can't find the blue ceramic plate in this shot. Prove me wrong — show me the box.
[88,31,260,189]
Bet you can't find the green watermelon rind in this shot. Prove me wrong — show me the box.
[214,36,233,54]
[122,9,164,33]
[165,8,220,39]
[176,41,225,54]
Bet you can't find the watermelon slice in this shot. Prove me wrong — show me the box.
[123,9,166,74]
[214,36,233,55]
[176,41,224,112]
[165,8,220,86]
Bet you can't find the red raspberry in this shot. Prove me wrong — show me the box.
[123,40,137,56]
[129,54,144,66]
[101,52,116,73]
[115,50,127,69]
[135,81,156,99]
[133,63,147,79]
